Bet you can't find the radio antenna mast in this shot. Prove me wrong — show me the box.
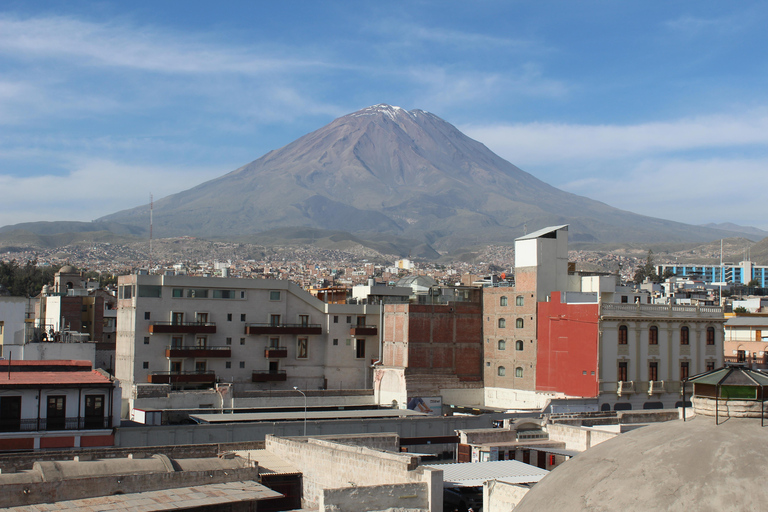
[149,193,153,274]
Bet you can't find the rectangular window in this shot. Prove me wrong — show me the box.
[269,337,280,348]
[171,336,183,348]
[680,327,689,345]
[213,289,235,299]
[346,339,352,346]
[227,313,232,321]
[226,361,231,369]
[144,311,151,320]
[241,313,246,322]
[195,336,207,348]
[195,312,208,323]
[143,361,149,369]
[239,361,245,369]
[240,338,245,345]
[195,361,207,373]
[0,396,22,431]
[240,291,246,299]
[621,295,628,303]
[171,312,184,325]
[186,288,209,298]
[333,316,339,324]
[119,285,133,300]
[649,362,658,381]
[172,288,183,298]
[680,362,690,381]
[333,338,339,346]
[618,362,628,382]
[84,395,104,429]
[46,396,66,430]
[516,296,524,307]
[170,361,182,373]
[226,337,232,345]
[649,327,658,345]
[618,326,628,345]
[346,316,352,324]
[298,338,308,359]
[706,327,715,345]
[355,339,365,359]
[143,336,150,345]
[270,291,281,301]
[299,315,309,327]
[270,315,280,326]
[706,361,715,371]
[138,285,162,298]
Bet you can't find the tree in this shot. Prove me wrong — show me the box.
[733,306,749,313]
[0,259,57,296]
[633,250,660,284]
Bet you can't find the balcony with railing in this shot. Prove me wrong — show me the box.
[148,371,216,384]
[149,321,217,334]
[350,325,378,336]
[252,370,287,382]
[165,345,231,358]
[648,380,665,394]
[617,380,635,396]
[264,346,288,358]
[0,416,112,432]
[245,323,322,335]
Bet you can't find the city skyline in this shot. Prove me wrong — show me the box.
[1,2,767,230]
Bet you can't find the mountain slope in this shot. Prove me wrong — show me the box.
[100,104,735,249]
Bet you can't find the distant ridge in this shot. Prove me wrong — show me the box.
[2,105,744,254]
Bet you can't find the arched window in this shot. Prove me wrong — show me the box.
[649,326,658,345]
[680,326,689,345]
[515,340,524,351]
[498,366,506,377]
[498,318,506,328]
[516,296,524,306]
[515,367,524,378]
[619,325,628,345]
[498,340,506,350]
[516,318,524,329]
[706,326,715,345]
[500,296,508,306]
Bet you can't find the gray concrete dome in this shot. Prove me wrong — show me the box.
[515,416,768,512]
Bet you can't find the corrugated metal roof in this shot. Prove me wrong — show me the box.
[190,408,426,423]
[516,225,568,241]
[427,460,548,488]
[2,480,282,511]
[725,317,768,327]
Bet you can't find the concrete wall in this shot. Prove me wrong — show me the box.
[484,387,559,410]
[484,480,531,512]
[545,423,619,451]
[320,482,429,512]
[21,341,96,364]
[114,413,505,448]
[265,435,442,511]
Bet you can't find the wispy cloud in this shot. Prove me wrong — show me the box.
[0,159,222,226]
[463,112,768,165]
[0,15,330,74]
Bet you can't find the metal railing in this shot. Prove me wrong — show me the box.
[0,417,112,432]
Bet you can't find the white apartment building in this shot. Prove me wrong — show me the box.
[116,274,380,400]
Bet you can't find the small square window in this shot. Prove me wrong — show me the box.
[143,337,150,345]
[241,314,246,322]
[240,338,245,345]
[227,313,232,321]
[172,288,183,298]
[333,316,339,323]
[226,337,232,345]
[226,361,231,369]
[333,338,339,346]
[270,291,281,301]
[239,361,245,369]
[143,362,149,369]
[346,339,351,346]
[144,312,150,320]
[346,316,352,324]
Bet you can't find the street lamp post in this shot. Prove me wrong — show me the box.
[293,386,307,436]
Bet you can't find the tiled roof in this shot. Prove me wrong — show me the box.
[0,370,113,387]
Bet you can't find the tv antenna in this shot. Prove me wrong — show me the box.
[149,193,153,273]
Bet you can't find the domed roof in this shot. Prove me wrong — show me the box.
[58,265,76,273]
[515,416,768,511]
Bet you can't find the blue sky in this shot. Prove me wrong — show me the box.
[2,1,767,231]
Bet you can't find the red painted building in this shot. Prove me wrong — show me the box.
[536,292,600,397]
